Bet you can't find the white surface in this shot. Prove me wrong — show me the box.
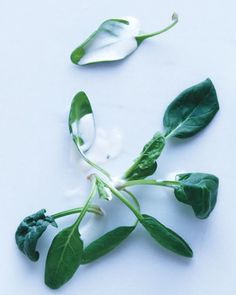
[0,0,236,294]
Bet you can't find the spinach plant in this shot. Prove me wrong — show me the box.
[71,13,178,65]
[15,79,219,289]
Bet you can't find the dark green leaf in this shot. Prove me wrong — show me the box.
[163,79,219,138]
[15,209,57,262]
[140,214,193,257]
[96,177,112,201]
[174,173,219,219]
[68,91,95,152]
[70,15,178,65]
[45,226,83,289]
[82,226,135,264]
[124,132,165,180]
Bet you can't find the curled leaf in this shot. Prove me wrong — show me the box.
[163,79,219,138]
[15,209,57,262]
[174,173,219,219]
[124,132,165,180]
[141,214,193,257]
[96,177,112,201]
[71,14,178,65]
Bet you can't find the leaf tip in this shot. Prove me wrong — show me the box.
[70,47,85,65]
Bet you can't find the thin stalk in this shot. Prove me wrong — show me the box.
[75,142,111,179]
[136,13,178,44]
[74,176,97,228]
[122,189,140,226]
[102,178,143,220]
[122,189,140,212]
[118,179,180,190]
[52,205,103,220]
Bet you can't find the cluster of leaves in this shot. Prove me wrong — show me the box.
[15,78,219,289]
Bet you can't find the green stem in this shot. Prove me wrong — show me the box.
[122,189,140,212]
[74,176,97,228]
[136,13,178,44]
[75,141,111,180]
[102,178,143,220]
[122,189,140,226]
[119,179,180,190]
[52,205,103,220]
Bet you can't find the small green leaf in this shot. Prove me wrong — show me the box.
[124,132,165,180]
[45,226,83,289]
[174,173,219,219]
[163,79,219,138]
[71,15,178,65]
[82,226,135,264]
[140,214,193,257]
[96,178,112,201]
[68,91,95,152]
[15,209,57,262]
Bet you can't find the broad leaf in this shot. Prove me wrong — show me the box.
[124,132,165,180]
[71,14,178,65]
[163,79,219,138]
[140,214,193,257]
[96,177,112,201]
[174,173,219,219]
[45,226,83,289]
[82,226,135,264]
[68,91,95,152]
[15,209,57,262]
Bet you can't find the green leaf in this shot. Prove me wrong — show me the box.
[174,173,219,219]
[82,226,135,264]
[68,91,95,152]
[45,226,83,289]
[96,177,112,201]
[15,209,57,262]
[70,14,178,65]
[140,214,193,257]
[163,79,219,138]
[124,132,165,180]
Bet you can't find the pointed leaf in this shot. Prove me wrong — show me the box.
[45,226,83,289]
[15,209,57,262]
[82,226,135,264]
[174,173,219,219]
[141,214,193,257]
[163,79,219,138]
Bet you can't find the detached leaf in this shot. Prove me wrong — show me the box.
[82,226,135,264]
[69,91,95,152]
[71,14,178,65]
[174,173,219,219]
[124,132,165,180]
[96,177,112,201]
[45,226,83,289]
[163,79,219,138]
[140,214,193,257]
[15,209,57,262]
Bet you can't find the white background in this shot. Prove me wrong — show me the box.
[1,0,236,294]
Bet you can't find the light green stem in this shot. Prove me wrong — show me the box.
[119,179,180,190]
[74,176,97,228]
[136,13,178,44]
[75,141,111,179]
[102,178,143,220]
[52,205,103,220]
